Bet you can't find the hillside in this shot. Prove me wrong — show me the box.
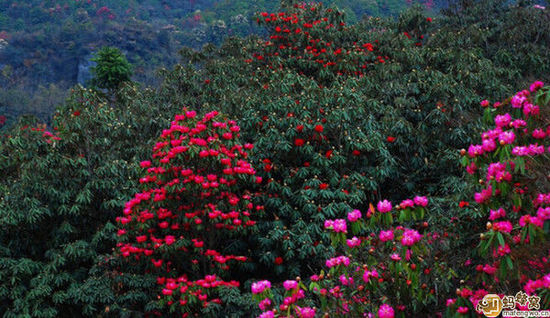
[0,0,445,126]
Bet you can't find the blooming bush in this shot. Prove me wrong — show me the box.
[250,3,384,84]
[449,82,550,314]
[252,197,456,317]
[115,110,263,315]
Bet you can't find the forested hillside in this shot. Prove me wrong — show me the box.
[1,0,550,317]
[0,0,445,126]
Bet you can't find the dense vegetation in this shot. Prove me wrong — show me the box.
[1,0,550,317]
[0,0,444,127]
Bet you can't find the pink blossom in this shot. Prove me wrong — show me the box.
[377,200,392,213]
[537,207,550,220]
[346,236,361,248]
[258,298,271,311]
[378,304,395,318]
[530,81,544,91]
[493,221,513,233]
[379,230,394,242]
[165,235,176,245]
[467,144,484,158]
[251,280,271,294]
[474,186,493,204]
[283,280,298,291]
[295,306,316,318]
[390,253,401,261]
[457,307,469,314]
[339,274,353,286]
[466,162,477,174]
[325,256,350,268]
[488,208,506,221]
[258,311,275,318]
[532,128,547,139]
[400,199,414,208]
[520,215,544,228]
[498,131,515,145]
[347,209,362,222]
[511,119,527,129]
[363,269,379,282]
[482,264,497,275]
[495,113,511,128]
[511,94,526,108]
[482,139,496,152]
[401,229,422,246]
[523,103,540,117]
[324,219,347,233]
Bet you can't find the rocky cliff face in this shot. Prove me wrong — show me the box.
[77,54,96,86]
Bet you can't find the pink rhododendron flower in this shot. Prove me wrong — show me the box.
[401,229,422,246]
[510,119,527,129]
[530,81,544,91]
[390,253,401,261]
[482,264,497,275]
[532,128,546,139]
[413,196,428,207]
[339,274,353,286]
[377,200,392,213]
[347,209,362,222]
[468,144,484,158]
[498,131,515,145]
[400,199,414,208]
[492,221,513,233]
[258,311,275,318]
[346,236,361,248]
[378,304,395,318]
[363,269,379,282]
[511,94,526,108]
[325,256,350,268]
[519,215,544,228]
[283,280,298,291]
[379,230,394,242]
[295,306,316,318]
[523,103,540,117]
[488,208,506,220]
[457,307,469,314]
[324,219,347,233]
[474,186,493,204]
[495,113,511,128]
[537,207,550,220]
[251,280,271,294]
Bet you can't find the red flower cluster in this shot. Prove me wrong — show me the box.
[116,110,263,314]
[251,3,384,80]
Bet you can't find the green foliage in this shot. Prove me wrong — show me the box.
[90,47,133,92]
[0,84,181,316]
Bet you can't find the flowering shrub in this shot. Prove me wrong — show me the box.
[115,110,263,315]
[252,197,455,317]
[450,82,550,314]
